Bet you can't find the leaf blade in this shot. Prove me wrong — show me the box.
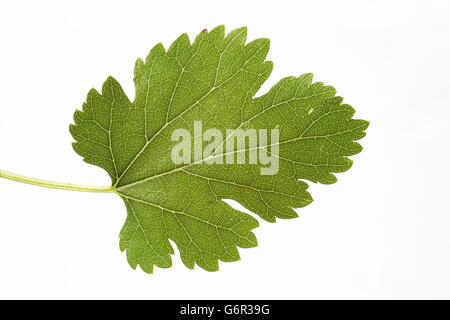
[71,26,368,273]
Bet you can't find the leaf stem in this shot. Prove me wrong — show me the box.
[0,169,115,193]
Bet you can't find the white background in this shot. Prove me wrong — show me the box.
[0,0,449,299]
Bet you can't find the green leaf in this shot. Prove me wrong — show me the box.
[69,26,369,273]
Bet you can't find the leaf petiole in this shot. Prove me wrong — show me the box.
[0,169,114,193]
